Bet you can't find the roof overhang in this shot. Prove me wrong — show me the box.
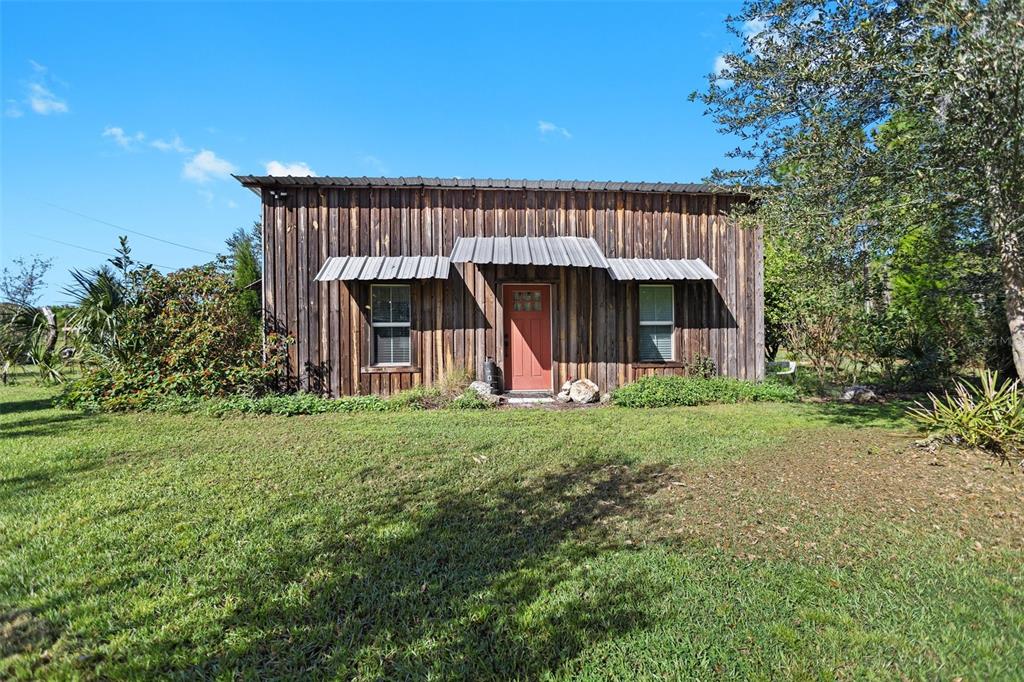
[606,258,717,281]
[450,236,609,268]
[315,255,451,281]
[233,174,750,197]
[314,240,718,283]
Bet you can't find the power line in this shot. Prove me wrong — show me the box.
[27,233,176,271]
[41,201,220,256]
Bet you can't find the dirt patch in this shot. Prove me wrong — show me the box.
[623,427,1024,562]
[0,608,58,660]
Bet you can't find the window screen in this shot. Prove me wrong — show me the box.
[638,285,674,362]
[371,285,411,365]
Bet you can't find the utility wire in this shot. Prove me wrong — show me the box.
[41,201,220,256]
[27,233,176,271]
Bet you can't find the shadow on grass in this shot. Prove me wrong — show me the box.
[0,412,89,438]
[174,460,672,679]
[803,399,914,429]
[0,397,57,417]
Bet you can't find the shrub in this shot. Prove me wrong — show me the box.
[686,353,717,379]
[57,265,287,411]
[908,370,1023,463]
[450,388,491,410]
[128,386,496,417]
[612,375,797,408]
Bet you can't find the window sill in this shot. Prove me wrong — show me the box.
[633,361,686,369]
[361,365,420,374]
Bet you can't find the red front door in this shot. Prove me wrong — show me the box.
[503,285,552,391]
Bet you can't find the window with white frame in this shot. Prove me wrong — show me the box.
[371,284,411,365]
[638,285,674,362]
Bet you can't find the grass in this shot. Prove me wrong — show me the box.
[1,384,1022,679]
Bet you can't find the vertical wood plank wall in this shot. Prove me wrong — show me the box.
[262,187,764,396]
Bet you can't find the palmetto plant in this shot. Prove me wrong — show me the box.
[64,266,130,359]
[0,303,58,384]
[909,370,1024,464]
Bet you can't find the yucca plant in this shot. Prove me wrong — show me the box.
[908,370,1024,464]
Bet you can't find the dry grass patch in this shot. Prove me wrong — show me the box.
[632,428,1024,562]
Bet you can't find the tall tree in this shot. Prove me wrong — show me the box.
[693,0,1024,377]
[225,221,262,327]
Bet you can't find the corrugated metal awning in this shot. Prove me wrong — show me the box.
[606,258,717,281]
[314,255,451,281]
[450,236,609,268]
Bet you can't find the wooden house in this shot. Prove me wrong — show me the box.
[234,176,764,396]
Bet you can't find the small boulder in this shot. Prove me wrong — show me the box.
[555,390,572,403]
[561,380,573,392]
[469,380,495,397]
[840,385,876,403]
[569,378,600,404]
[600,393,612,404]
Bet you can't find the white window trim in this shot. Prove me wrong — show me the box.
[638,284,675,362]
[371,283,412,366]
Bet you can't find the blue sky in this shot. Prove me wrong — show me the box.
[2,1,745,302]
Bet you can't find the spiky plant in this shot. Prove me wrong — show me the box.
[909,370,1024,464]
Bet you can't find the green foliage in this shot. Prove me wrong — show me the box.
[227,222,262,329]
[199,393,396,416]
[909,370,1023,463]
[64,265,131,358]
[694,0,1024,379]
[136,385,495,416]
[686,353,717,379]
[450,387,492,409]
[612,375,797,408]
[57,264,286,411]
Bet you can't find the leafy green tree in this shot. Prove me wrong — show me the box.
[693,0,1024,378]
[225,221,262,328]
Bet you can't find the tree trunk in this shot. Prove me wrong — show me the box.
[997,213,1024,379]
[41,306,57,355]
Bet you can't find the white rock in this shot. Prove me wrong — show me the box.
[840,385,876,403]
[561,381,573,392]
[469,380,495,396]
[569,378,600,404]
[600,393,612,404]
[555,390,572,403]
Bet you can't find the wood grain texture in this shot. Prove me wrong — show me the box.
[260,187,763,396]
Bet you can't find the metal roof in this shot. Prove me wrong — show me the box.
[234,175,747,196]
[450,237,609,268]
[314,255,451,281]
[606,258,717,281]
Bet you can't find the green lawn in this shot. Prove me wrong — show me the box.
[2,385,1021,680]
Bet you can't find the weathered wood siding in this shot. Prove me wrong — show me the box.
[262,187,763,396]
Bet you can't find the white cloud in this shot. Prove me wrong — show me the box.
[151,135,191,153]
[197,189,214,204]
[226,199,238,209]
[6,63,69,117]
[183,149,237,183]
[265,160,316,176]
[538,120,571,139]
[102,125,145,149]
[27,82,68,115]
